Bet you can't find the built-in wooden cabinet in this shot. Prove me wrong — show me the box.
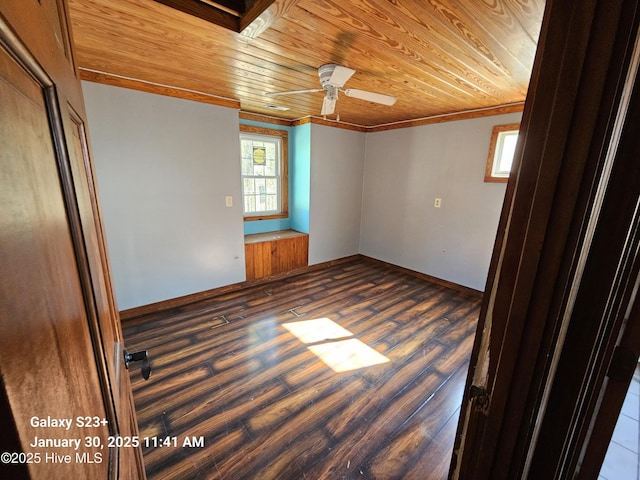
[244,230,309,280]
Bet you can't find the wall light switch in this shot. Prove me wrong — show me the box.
[434,198,442,208]
[225,196,233,207]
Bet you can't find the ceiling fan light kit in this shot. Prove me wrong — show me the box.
[267,63,397,117]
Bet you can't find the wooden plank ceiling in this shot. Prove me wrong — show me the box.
[67,0,545,127]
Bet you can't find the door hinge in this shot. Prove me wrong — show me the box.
[607,345,637,382]
[469,384,490,407]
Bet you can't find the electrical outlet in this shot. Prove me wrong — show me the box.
[434,198,442,208]
[225,196,233,207]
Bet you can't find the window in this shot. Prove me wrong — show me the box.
[239,125,288,220]
[485,123,519,183]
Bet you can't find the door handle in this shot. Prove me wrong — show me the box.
[124,349,151,380]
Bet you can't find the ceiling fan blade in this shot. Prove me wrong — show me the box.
[329,65,355,87]
[343,88,397,106]
[321,95,336,115]
[266,88,324,97]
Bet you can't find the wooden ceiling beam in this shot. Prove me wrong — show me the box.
[240,0,279,32]
[153,0,239,30]
[199,0,243,15]
[154,0,276,33]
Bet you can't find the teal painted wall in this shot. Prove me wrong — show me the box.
[290,123,311,234]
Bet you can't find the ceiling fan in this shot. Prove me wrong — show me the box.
[266,64,397,116]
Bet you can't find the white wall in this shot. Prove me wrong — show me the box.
[309,125,366,264]
[360,113,521,291]
[82,82,245,310]
[83,79,518,308]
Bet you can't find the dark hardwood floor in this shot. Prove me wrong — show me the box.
[122,258,481,480]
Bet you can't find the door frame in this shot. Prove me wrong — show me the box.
[451,0,640,477]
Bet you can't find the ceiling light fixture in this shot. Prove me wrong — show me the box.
[265,104,289,111]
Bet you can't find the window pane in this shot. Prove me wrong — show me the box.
[244,178,255,194]
[266,158,276,176]
[266,178,277,194]
[241,140,252,158]
[255,193,266,212]
[244,195,255,213]
[266,143,276,159]
[266,194,277,211]
[241,155,252,175]
[497,132,518,173]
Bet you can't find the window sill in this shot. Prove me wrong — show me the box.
[484,175,509,183]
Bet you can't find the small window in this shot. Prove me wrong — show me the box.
[485,123,519,183]
[240,125,288,220]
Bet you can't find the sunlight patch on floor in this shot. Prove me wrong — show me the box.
[282,317,352,343]
[283,318,390,372]
[308,338,390,372]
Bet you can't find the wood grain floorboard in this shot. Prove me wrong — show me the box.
[123,258,480,479]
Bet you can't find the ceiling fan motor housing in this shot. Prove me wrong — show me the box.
[318,63,338,87]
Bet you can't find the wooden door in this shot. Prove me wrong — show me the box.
[0,1,144,479]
